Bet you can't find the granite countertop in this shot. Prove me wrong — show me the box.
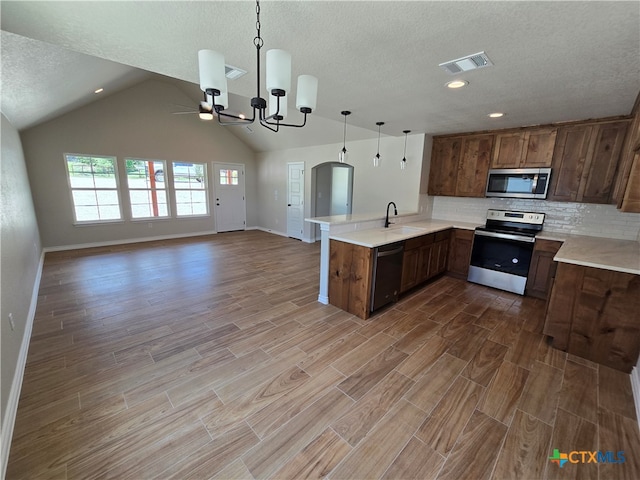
[328,219,479,248]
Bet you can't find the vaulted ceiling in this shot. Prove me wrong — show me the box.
[2,1,639,152]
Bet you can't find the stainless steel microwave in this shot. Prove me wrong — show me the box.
[485,168,552,199]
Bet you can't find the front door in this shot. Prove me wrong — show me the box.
[287,162,305,240]
[213,163,246,232]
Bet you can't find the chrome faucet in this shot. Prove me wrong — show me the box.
[385,202,397,228]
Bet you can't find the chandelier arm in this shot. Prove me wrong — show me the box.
[262,112,308,128]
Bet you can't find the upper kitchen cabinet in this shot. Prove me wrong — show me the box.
[428,136,461,196]
[549,120,629,203]
[428,134,493,197]
[615,92,640,212]
[455,135,494,197]
[491,128,557,169]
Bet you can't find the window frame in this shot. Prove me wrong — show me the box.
[64,153,123,225]
[172,161,210,218]
[124,158,171,220]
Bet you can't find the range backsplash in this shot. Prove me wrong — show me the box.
[428,195,640,241]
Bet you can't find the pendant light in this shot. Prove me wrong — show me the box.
[373,122,384,167]
[400,130,411,170]
[339,111,351,163]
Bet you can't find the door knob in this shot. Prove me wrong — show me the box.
[288,204,292,206]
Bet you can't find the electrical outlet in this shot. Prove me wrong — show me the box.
[8,313,15,331]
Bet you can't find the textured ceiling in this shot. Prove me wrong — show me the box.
[2,1,639,152]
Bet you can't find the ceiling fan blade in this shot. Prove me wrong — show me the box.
[172,111,198,115]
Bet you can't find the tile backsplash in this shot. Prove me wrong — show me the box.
[428,195,640,241]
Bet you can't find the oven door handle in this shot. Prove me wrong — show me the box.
[474,230,536,243]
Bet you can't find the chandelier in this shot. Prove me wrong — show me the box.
[197,0,318,132]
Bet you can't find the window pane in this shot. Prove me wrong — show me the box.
[129,190,169,219]
[126,159,166,188]
[173,162,208,216]
[75,206,99,222]
[65,154,121,222]
[98,205,122,220]
[125,158,168,219]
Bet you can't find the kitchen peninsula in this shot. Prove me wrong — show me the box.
[305,212,478,307]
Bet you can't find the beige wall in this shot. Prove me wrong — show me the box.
[21,79,258,248]
[256,133,427,241]
[1,114,43,469]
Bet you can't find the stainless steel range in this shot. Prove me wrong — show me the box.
[468,209,545,295]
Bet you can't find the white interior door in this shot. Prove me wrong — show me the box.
[287,162,305,240]
[213,163,246,232]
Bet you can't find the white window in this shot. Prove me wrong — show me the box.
[219,168,239,185]
[65,154,121,223]
[173,162,208,216]
[125,159,169,219]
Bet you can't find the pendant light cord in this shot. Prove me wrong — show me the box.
[343,115,348,149]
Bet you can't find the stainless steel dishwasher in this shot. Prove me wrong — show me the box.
[370,241,404,313]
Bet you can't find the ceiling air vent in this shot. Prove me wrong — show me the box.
[439,51,493,75]
[225,64,247,80]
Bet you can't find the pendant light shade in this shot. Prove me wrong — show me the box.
[198,50,228,95]
[296,75,318,111]
[401,130,411,170]
[339,111,351,163]
[266,49,292,94]
[373,122,384,167]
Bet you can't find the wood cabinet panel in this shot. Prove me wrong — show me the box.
[617,92,640,211]
[525,239,562,300]
[548,125,593,201]
[447,229,474,279]
[543,262,640,372]
[455,135,494,197]
[491,128,556,169]
[401,247,421,293]
[329,240,373,319]
[400,230,450,294]
[428,137,461,196]
[491,133,525,169]
[429,135,492,198]
[581,121,628,204]
[550,121,629,203]
[523,128,557,167]
[620,152,640,212]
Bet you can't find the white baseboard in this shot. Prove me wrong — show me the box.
[250,226,288,238]
[249,226,316,244]
[1,250,44,480]
[631,364,640,430]
[43,230,218,252]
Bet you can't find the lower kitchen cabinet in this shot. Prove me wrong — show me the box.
[447,228,474,279]
[543,262,640,373]
[329,239,373,319]
[525,239,562,300]
[400,230,450,294]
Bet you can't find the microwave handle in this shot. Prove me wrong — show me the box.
[531,175,538,194]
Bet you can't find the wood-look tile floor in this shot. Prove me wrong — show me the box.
[7,230,640,480]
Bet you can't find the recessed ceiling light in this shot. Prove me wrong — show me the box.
[446,80,468,89]
[94,88,104,94]
[488,112,505,118]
